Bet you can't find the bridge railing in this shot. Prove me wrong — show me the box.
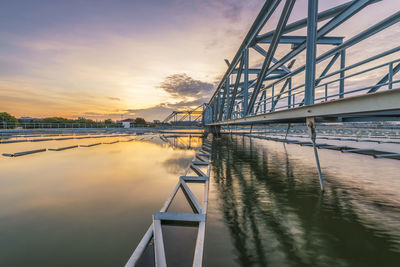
[246,50,400,117]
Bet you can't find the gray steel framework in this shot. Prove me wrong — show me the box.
[202,0,400,192]
[203,0,400,126]
[163,104,203,124]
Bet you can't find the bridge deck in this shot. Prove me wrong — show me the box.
[206,88,400,125]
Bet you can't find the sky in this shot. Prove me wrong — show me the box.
[0,0,399,121]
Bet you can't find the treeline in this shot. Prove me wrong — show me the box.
[41,117,98,124]
[0,112,148,128]
[0,112,18,123]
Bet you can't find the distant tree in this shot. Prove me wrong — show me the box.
[134,117,146,125]
[76,118,96,124]
[0,112,18,123]
[104,119,113,124]
[42,117,71,123]
[41,117,98,124]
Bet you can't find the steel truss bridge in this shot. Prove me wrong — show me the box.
[162,104,203,125]
[202,0,400,191]
[203,0,400,127]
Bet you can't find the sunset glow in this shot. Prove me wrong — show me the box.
[1,0,399,120]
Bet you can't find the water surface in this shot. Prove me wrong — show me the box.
[0,134,196,266]
[204,135,400,267]
[1,132,400,266]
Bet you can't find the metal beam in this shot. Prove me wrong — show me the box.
[255,0,355,42]
[304,0,318,106]
[318,10,400,63]
[224,59,230,67]
[368,62,400,93]
[257,35,343,45]
[155,212,206,222]
[316,52,340,86]
[264,11,400,95]
[246,0,296,115]
[255,90,266,114]
[206,0,282,109]
[339,50,346,98]
[232,68,286,75]
[270,78,290,111]
[243,48,249,116]
[263,0,378,82]
[252,44,291,73]
[228,55,244,119]
[153,219,167,267]
[296,52,340,106]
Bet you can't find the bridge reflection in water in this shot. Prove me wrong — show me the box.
[160,134,203,150]
[205,135,400,267]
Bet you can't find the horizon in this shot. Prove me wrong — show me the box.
[3,112,152,122]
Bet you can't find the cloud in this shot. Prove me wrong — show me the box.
[80,73,213,121]
[79,95,207,121]
[115,73,213,120]
[158,73,214,100]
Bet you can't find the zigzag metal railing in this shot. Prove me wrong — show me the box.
[125,140,211,267]
[203,0,400,125]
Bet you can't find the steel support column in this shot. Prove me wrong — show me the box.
[243,48,249,116]
[288,78,292,107]
[304,0,318,106]
[339,50,346,98]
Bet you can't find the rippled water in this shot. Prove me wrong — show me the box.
[1,132,399,266]
[204,135,400,267]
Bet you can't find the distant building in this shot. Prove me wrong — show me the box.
[18,117,41,122]
[119,118,135,128]
[153,120,160,124]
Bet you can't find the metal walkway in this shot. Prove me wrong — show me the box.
[125,140,211,267]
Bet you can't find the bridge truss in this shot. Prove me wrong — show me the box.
[203,0,400,126]
[203,0,400,191]
[163,104,203,124]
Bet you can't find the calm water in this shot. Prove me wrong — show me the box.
[0,134,196,266]
[1,133,400,266]
[204,135,400,267]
